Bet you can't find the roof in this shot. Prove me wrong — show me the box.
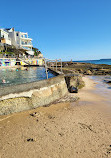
[5,28,11,30]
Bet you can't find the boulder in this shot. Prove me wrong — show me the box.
[78,69,84,73]
[84,70,92,75]
[65,74,85,93]
[69,86,78,93]
[104,79,111,83]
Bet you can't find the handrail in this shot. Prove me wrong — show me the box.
[44,58,63,79]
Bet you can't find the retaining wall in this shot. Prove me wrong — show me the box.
[0,75,68,115]
[0,58,43,67]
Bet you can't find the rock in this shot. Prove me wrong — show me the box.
[30,112,40,117]
[78,69,83,73]
[27,138,34,142]
[30,113,35,117]
[65,74,85,90]
[85,70,92,75]
[69,86,78,93]
[104,79,111,83]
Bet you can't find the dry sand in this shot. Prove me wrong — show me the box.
[0,76,111,158]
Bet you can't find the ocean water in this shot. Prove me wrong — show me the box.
[73,59,111,65]
[89,76,111,104]
[0,67,55,87]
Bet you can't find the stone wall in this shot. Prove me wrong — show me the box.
[0,75,68,115]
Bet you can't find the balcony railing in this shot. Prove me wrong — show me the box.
[22,46,32,50]
[20,37,32,41]
[21,44,32,47]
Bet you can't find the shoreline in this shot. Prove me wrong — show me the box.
[0,76,111,158]
[75,76,106,102]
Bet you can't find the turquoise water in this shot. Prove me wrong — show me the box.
[0,67,55,87]
[73,59,111,65]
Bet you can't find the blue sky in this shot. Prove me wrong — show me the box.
[1,0,111,60]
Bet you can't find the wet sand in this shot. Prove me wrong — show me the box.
[0,76,111,158]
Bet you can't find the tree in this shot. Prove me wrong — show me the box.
[32,47,41,56]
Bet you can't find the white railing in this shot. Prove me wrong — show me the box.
[44,58,63,79]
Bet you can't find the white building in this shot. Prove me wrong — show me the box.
[0,28,34,55]
[0,29,11,45]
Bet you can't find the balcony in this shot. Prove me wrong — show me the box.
[21,40,32,46]
[20,37,32,41]
[21,46,33,50]
[21,42,32,47]
[21,44,32,47]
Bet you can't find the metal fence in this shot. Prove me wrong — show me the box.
[44,58,63,79]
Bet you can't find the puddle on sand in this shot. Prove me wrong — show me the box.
[70,76,111,109]
[88,76,111,102]
[71,100,93,107]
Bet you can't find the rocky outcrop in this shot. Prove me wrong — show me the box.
[84,70,92,75]
[61,62,111,75]
[65,74,85,93]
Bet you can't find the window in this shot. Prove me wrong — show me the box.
[16,33,18,36]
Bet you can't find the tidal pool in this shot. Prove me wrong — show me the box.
[0,67,56,87]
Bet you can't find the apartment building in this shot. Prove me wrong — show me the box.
[0,29,11,45]
[0,28,34,55]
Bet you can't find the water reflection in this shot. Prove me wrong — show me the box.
[0,67,55,87]
[89,76,111,105]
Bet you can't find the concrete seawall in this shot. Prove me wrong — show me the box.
[0,75,68,115]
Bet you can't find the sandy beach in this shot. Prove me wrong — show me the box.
[0,76,111,158]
